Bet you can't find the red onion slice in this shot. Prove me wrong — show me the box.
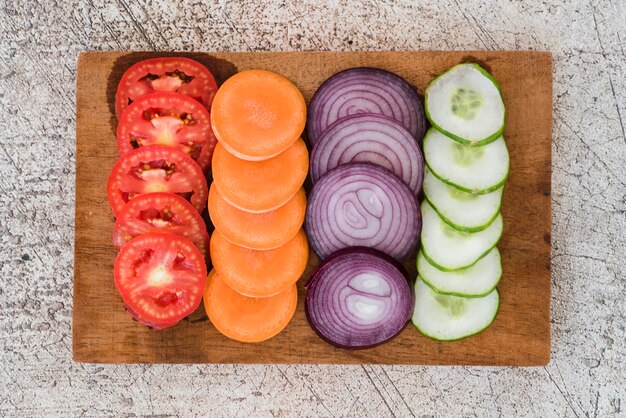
[305,247,414,349]
[310,114,424,194]
[307,68,426,145]
[306,162,421,261]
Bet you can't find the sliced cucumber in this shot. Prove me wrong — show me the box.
[420,200,502,271]
[425,63,505,145]
[424,128,509,194]
[412,276,499,341]
[417,248,501,297]
[423,166,503,232]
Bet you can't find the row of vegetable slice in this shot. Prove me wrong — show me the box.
[413,63,508,341]
[205,69,309,342]
[109,58,219,329]
[304,68,426,348]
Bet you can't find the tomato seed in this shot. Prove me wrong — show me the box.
[155,291,179,307]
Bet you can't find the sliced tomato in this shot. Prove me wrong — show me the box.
[115,57,218,116]
[113,192,210,261]
[107,146,208,216]
[114,233,207,329]
[117,92,217,172]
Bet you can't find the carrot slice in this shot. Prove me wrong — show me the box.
[204,269,298,342]
[208,184,306,250]
[210,70,307,161]
[212,138,309,213]
[210,229,309,297]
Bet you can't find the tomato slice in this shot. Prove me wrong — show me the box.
[115,57,218,116]
[114,233,207,328]
[107,146,208,216]
[113,192,210,260]
[117,92,217,172]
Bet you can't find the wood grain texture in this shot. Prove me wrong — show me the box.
[73,51,552,365]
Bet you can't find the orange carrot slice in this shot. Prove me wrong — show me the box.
[210,70,307,161]
[204,269,298,342]
[208,184,306,250]
[210,229,309,297]
[212,138,308,213]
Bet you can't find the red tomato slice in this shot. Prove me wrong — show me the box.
[117,92,217,172]
[113,192,210,261]
[115,57,218,116]
[107,146,208,216]
[114,233,207,328]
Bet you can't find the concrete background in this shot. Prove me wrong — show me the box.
[0,0,624,416]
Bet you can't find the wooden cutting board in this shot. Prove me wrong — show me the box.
[73,51,552,365]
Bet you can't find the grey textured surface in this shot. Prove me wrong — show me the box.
[0,0,624,416]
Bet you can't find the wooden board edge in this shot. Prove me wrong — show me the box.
[69,355,553,366]
[545,49,553,366]
[537,48,553,368]
[72,51,91,363]
[70,50,555,60]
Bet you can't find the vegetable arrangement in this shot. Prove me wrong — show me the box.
[305,68,426,348]
[207,69,308,342]
[413,63,508,341]
[108,57,217,329]
[106,57,509,348]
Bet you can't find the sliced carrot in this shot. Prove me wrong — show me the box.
[208,184,306,250]
[212,138,308,213]
[204,269,298,342]
[210,229,309,297]
[210,70,307,161]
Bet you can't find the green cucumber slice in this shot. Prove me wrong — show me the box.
[423,166,503,232]
[425,63,505,145]
[412,276,499,341]
[421,200,502,271]
[417,248,501,297]
[424,128,509,194]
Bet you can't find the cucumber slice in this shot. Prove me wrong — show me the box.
[425,63,505,145]
[423,166,503,232]
[417,248,502,297]
[412,277,499,341]
[424,128,509,194]
[421,200,502,271]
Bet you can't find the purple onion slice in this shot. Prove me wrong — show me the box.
[305,247,414,349]
[307,67,427,145]
[306,162,421,261]
[310,114,424,194]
